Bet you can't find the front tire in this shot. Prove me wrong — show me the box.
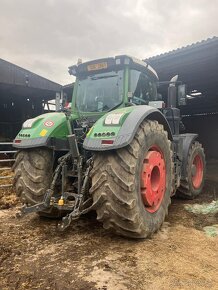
[91,120,173,238]
[13,148,59,217]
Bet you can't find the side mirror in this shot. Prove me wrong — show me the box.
[68,65,77,76]
[55,92,61,111]
[178,84,186,106]
[62,93,68,108]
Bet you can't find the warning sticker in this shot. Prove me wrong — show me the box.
[44,120,54,127]
[40,129,48,137]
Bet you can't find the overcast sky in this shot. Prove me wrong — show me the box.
[0,0,217,84]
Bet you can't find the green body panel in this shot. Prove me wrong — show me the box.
[86,106,134,139]
[15,112,69,141]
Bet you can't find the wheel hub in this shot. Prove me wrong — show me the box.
[141,149,166,213]
[191,164,197,176]
[192,154,203,189]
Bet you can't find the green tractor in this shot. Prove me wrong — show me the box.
[13,55,206,238]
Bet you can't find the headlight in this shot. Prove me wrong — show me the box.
[104,113,124,125]
[22,118,36,129]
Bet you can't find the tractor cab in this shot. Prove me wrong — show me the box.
[69,55,159,115]
[69,55,186,136]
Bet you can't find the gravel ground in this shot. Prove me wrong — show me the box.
[0,164,217,290]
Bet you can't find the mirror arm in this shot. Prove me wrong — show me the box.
[157,80,182,87]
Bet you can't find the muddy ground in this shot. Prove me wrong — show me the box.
[0,162,218,290]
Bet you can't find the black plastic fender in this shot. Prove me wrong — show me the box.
[83,105,173,151]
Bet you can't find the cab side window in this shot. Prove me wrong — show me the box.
[130,70,157,104]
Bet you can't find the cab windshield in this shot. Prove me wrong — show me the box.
[75,70,123,112]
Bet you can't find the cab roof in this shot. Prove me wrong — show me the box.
[69,55,158,80]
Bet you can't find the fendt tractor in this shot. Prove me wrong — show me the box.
[13,55,206,238]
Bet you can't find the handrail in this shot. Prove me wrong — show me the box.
[0,142,16,188]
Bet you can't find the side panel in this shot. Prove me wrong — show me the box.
[83,105,173,151]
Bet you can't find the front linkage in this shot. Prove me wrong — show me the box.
[17,110,100,230]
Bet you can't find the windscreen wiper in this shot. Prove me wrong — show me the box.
[91,75,117,80]
[108,102,122,112]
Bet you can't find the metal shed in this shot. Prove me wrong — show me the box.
[146,37,218,158]
[0,59,61,141]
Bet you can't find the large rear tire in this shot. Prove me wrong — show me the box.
[178,141,205,199]
[13,148,59,217]
[90,120,173,238]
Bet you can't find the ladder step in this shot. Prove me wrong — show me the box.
[0,175,13,179]
[0,151,17,154]
[0,184,13,188]
[0,167,11,171]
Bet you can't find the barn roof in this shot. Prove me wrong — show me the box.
[145,37,218,115]
[0,58,61,100]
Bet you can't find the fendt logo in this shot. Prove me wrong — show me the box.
[44,120,54,127]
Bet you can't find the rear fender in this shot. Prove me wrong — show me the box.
[83,105,173,151]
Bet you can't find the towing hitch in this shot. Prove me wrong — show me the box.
[16,188,105,231]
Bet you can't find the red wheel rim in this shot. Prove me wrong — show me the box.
[192,154,203,189]
[140,146,166,213]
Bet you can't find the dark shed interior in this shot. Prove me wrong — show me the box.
[0,59,61,140]
[146,37,218,159]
